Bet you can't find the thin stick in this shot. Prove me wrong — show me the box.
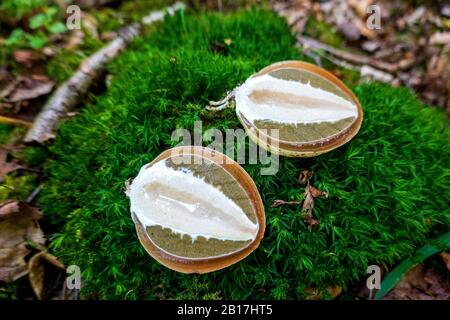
[24,2,185,143]
[0,115,32,127]
[206,88,237,111]
[271,199,302,208]
[26,185,42,204]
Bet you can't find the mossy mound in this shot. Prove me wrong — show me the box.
[39,10,450,299]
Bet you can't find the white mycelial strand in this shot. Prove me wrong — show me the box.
[130,161,259,242]
[235,74,358,124]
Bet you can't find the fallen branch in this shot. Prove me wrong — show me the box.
[303,47,395,84]
[24,2,185,143]
[297,35,399,72]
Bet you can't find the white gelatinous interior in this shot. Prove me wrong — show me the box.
[235,73,358,125]
[130,160,258,242]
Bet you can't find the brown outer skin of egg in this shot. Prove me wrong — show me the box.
[132,146,266,274]
[237,60,364,157]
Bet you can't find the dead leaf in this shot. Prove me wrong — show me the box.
[0,201,45,282]
[65,30,85,50]
[348,0,373,18]
[81,12,99,39]
[274,0,312,34]
[305,285,342,300]
[430,32,450,45]
[100,31,117,41]
[301,188,320,231]
[65,111,80,117]
[361,40,380,53]
[272,168,326,230]
[29,251,65,300]
[0,148,24,182]
[404,6,426,25]
[271,199,302,208]
[42,46,57,57]
[3,76,54,103]
[440,252,450,270]
[298,168,313,185]
[442,4,450,17]
[337,22,361,41]
[0,78,21,100]
[13,50,43,68]
[384,264,450,300]
[361,65,394,83]
[309,186,328,198]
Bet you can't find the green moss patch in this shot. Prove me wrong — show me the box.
[39,10,450,299]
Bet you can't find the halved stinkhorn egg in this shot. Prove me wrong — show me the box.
[127,146,265,273]
[213,61,363,157]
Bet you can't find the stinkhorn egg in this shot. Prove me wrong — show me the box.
[233,61,363,157]
[128,146,265,273]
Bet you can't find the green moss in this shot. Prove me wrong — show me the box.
[47,34,103,83]
[39,10,450,299]
[304,16,345,48]
[0,0,45,22]
[118,0,175,23]
[91,8,126,33]
[0,174,36,203]
[0,124,14,144]
[17,146,47,168]
[46,50,84,84]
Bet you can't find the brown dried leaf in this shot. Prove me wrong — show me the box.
[0,201,45,282]
[270,199,302,208]
[29,252,65,300]
[272,168,327,230]
[65,30,85,50]
[430,32,450,45]
[298,168,313,185]
[13,50,43,67]
[3,76,54,103]
[81,13,99,39]
[440,252,450,270]
[275,0,312,34]
[0,78,21,100]
[309,186,328,198]
[0,148,24,183]
[305,285,342,300]
[384,265,450,300]
[100,31,118,41]
[301,189,320,230]
[348,0,373,18]
[337,22,361,41]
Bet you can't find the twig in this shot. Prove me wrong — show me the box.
[206,89,237,111]
[26,185,42,204]
[24,2,185,143]
[271,199,302,208]
[0,115,32,127]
